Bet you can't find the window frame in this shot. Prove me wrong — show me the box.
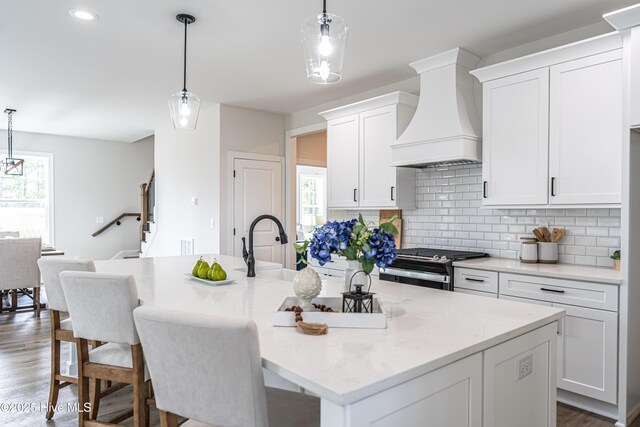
[296,165,327,235]
[0,149,55,245]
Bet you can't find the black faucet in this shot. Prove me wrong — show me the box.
[242,214,288,277]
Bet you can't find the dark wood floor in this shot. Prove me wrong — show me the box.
[0,299,629,426]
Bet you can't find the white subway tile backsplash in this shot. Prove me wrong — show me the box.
[331,165,620,267]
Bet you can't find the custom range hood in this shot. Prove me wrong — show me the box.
[391,48,482,168]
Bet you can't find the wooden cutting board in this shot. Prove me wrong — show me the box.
[380,210,402,249]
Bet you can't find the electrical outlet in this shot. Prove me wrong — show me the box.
[96,216,104,224]
[517,354,533,381]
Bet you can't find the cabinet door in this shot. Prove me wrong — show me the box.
[327,114,359,208]
[359,105,398,208]
[549,50,623,205]
[483,69,549,206]
[554,303,618,404]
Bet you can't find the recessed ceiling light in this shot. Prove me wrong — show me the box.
[69,10,98,21]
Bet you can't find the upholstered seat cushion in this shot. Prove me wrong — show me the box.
[89,343,149,380]
[60,317,73,330]
[182,387,320,427]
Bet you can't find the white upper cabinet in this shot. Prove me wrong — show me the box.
[472,33,623,208]
[326,114,360,208]
[549,51,623,205]
[320,92,417,209]
[482,69,549,206]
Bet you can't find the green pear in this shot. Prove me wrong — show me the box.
[192,257,203,276]
[197,261,210,279]
[212,263,227,281]
[207,267,215,280]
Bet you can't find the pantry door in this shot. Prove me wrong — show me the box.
[232,156,284,265]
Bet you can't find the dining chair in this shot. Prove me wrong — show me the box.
[38,258,105,420]
[133,305,320,427]
[61,271,150,427]
[0,237,42,315]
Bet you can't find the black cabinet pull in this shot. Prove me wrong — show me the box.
[551,177,556,197]
[465,278,485,283]
[540,287,565,294]
[391,186,395,201]
[483,181,488,199]
[353,189,357,202]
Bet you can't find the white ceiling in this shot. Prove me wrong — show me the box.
[0,0,635,142]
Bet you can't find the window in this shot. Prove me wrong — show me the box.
[0,152,53,244]
[297,165,327,238]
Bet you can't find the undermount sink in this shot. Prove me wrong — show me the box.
[233,267,298,282]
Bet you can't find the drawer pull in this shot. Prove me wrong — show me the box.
[540,287,565,294]
[465,278,485,283]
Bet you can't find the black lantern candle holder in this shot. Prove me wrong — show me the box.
[342,272,375,313]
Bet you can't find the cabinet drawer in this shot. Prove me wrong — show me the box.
[455,268,498,293]
[499,273,618,311]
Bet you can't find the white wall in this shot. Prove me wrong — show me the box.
[0,130,154,260]
[146,104,221,257]
[219,105,286,254]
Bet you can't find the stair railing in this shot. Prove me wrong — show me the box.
[140,170,155,247]
[92,213,141,237]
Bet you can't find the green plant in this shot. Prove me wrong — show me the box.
[611,250,621,260]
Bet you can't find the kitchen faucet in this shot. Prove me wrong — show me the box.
[242,214,288,277]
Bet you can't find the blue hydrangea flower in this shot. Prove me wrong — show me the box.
[308,219,356,265]
[364,228,397,268]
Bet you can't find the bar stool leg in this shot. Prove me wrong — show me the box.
[46,311,60,420]
[89,378,101,419]
[10,289,17,312]
[132,344,147,427]
[77,339,90,427]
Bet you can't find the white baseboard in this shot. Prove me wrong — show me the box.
[557,389,618,420]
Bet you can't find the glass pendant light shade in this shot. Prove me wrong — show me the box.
[169,14,200,130]
[301,11,348,84]
[169,90,200,130]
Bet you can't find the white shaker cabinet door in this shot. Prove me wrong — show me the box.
[555,303,618,404]
[549,50,623,205]
[482,68,549,206]
[327,114,359,208]
[359,105,398,208]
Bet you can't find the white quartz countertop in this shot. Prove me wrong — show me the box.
[94,254,564,405]
[453,257,622,285]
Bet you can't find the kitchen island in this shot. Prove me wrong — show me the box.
[95,254,564,427]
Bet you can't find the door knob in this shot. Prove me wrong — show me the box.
[275,236,280,242]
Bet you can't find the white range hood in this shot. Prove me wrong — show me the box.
[390,48,482,167]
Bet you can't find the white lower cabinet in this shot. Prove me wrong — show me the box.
[555,303,618,404]
[497,274,619,405]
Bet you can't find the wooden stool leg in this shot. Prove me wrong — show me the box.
[46,311,61,420]
[10,289,17,312]
[159,411,179,427]
[132,344,147,427]
[77,339,90,427]
[34,287,41,317]
[89,378,101,419]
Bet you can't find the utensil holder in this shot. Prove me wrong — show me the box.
[537,242,558,264]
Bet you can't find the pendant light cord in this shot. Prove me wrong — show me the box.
[6,112,12,159]
[323,0,327,14]
[183,19,188,93]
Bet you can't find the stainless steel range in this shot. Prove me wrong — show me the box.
[380,248,488,291]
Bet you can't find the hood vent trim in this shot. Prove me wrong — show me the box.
[391,48,482,168]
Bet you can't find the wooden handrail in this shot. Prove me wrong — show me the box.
[92,213,141,237]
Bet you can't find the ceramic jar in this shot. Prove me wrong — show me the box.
[520,237,538,263]
[537,242,559,264]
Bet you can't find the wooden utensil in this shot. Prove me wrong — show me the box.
[552,228,565,243]
[533,228,545,242]
[541,227,551,242]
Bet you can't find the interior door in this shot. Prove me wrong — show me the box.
[549,50,623,205]
[483,68,549,206]
[233,157,283,265]
[359,105,398,208]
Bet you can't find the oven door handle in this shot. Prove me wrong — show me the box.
[381,268,451,284]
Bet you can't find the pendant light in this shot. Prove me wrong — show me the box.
[301,0,348,84]
[168,14,200,130]
[3,109,24,176]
